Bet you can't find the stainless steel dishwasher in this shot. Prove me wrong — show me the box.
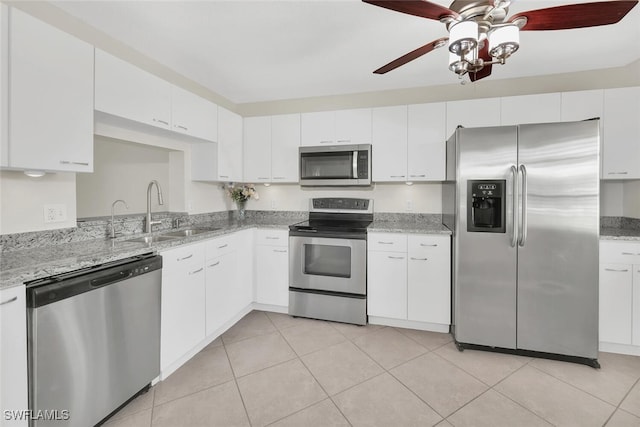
[26,253,162,427]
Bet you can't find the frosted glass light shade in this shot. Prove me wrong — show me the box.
[489,25,519,59]
[448,21,478,55]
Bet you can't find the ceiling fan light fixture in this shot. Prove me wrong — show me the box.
[448,21,478,55]
[488,24,520,59]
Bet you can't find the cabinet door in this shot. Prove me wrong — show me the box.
[218,107,243,181]
[95,49,171,131]
[335,108,372,145]
[633,266,640,346]
[407,235,451,324]
[408,103,446,181]
[9,9,93,172]
[171,86,218,142]
[243,116,272,183]
[599,263,632,344]
[602,87,640,179]
[236,229,255,308]
[255,245,289,306]
[561,90,603,122]
[0,4,7,168]
[372,106,407,182]
[0,286,28,427]
[500,93,561,125]
[271,113,300,182]
[446,98,501,137]
[205,252,237,335]
[190,142,217,181]
[367,251,407,319]
[301,111,334,146]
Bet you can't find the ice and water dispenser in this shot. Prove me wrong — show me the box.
[467,180,506,233]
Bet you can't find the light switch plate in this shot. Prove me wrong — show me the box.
[43,204,67,223]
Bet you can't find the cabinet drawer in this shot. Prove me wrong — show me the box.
[206,233,237,259]
[368,233,407,253]
[161,242,205,272]
[255,229,288,247]
[600,240,640,264]
[408,234,450,259]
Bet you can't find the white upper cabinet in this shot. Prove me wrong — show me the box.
[500,93,561,125]
[171,86,218,142]
[372,106,408,182]
[602,87,640,180]
[0,4,7,168]
[218,106,243,182]
[561,90,603,122]
[6,8,93,173]
[301,108,371,146]
[271,113,300,183]
[243,116,272,183]
[95,49,172,131]
[408,102,446,181]
[446,97,501,137]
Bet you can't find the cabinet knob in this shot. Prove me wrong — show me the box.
[189,267,204,275]
[0,296,17,305]
[604,268,629,272]
[178,254,194,261]
[60,160,89,166]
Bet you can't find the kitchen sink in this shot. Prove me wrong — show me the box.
[126,235,178,244]
[161,228,220,238]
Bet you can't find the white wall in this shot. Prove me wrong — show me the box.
[600,182,625,217]
[623,181,640,219]
[246,183,441,214]
[0,170,76,234]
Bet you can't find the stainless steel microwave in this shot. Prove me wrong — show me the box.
[299,144,372,186]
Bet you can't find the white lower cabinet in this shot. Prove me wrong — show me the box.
[255,229,289,307]
[160,243,206,372]
[599,240,640,351]
[368,232,451,329]
[205,242,237,336]
[0,285,28,426]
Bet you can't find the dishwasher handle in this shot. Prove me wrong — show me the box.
[91,270,133,288]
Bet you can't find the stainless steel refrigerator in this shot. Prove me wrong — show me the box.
[442,120,600,367]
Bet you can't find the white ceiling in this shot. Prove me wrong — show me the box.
[52,0,640,104]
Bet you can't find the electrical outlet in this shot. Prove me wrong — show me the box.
[43,204,67,223]
[406,200,413,211]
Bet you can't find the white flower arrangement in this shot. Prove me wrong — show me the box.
[226,184,259,203]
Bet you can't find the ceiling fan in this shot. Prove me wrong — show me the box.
[364,0,639,82]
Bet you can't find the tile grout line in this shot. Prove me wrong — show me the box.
[221,339,255,427]
[602,376,640,426]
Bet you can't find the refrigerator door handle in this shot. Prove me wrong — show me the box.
[510,165,518,247]
[518,164,528,247]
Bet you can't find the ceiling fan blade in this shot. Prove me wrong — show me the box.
[510,0,638,31]
[373,37,449,74]
[469,43,492,82]
[363,0,458,20]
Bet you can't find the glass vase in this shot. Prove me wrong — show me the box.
[236,200,246,221]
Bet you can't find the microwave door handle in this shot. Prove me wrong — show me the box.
[352,151,358,178]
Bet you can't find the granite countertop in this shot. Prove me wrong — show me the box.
[367,220,452,235]
[0,219,292,291]
[600,227,640,241]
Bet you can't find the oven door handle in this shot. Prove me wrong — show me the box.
[289,230,368,240]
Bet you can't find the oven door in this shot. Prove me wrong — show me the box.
[289,235,366,295]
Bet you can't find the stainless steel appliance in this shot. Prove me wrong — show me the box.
[26,253,162,426]
[442,120,600,367]
[299,144,372,186]
[289,198,373,325]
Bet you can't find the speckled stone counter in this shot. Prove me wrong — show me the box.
[368,213,452,235]
[1,214,304,290]
[600,216,640,241]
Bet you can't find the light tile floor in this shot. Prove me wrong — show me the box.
[104,310,640,427]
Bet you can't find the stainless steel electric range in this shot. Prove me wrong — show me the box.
[288,198,373,325]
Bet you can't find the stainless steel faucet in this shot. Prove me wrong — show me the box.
[146,180,164,233]
[110,199,129,238]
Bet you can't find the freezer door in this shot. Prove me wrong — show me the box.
[454,126,518,349]
[516,121,599,359]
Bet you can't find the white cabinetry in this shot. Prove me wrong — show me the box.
[217,107,243,182]
[255,229,289,308]
[301,108,371,146]
[95,49,172,131]
[368,232,451,331]
[561,90,603,122]
[372,106,408,182]
[446,97,501,137]
[0,285,28,427]
[407,103,446,181]
[205,234,238,336]
[0,4,7,168]
[244,116,272,183]
[271,114,300,182]
[160,243,206,372]
[602,87,640,179]
[500,93,561,125]
[5,8,93,173]
[407,235,451,324]
[171,85,218,141]
[599,240,640,352]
